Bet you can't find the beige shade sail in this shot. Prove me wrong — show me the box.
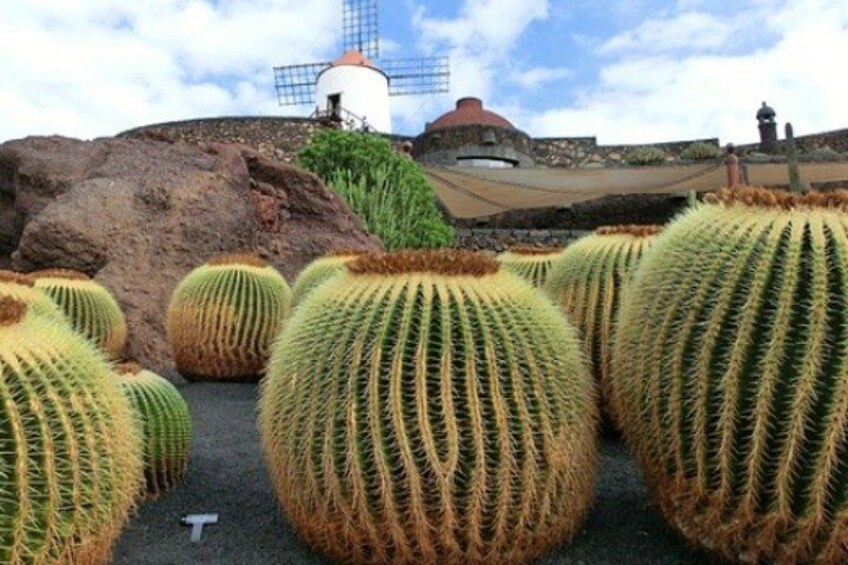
[425,162,848,219]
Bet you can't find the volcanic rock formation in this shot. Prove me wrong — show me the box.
[0,135,381,375]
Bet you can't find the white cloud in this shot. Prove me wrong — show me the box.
[0,0,339,142]
[510,66,573,90]
[525,0,848,144]
[599,12,734,55]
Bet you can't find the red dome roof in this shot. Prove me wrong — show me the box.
[426,98,514,131]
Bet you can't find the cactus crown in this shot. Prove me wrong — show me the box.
[0,270,35,287]
[206,252,269,268]
[30,268,91,281]
[595,224,663,237]
[325,248,370,258]
[506,246,563,255]
[115,360,144,375]
[704,185,848,210]
[348,249,500,276]
[0,296,26,326]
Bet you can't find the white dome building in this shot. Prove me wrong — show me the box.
[314,51,392,134]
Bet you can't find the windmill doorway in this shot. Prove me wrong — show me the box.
[327,93,342,121]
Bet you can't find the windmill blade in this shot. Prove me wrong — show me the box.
[273,62,331,106]
[343,0,379,59]
[383,57,450,96]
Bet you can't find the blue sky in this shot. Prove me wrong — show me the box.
[2,0,847,144]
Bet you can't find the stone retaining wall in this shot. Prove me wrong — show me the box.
[532,137,721,168]
[456,228,586,252]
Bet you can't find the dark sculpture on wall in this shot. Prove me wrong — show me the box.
[757,101,778,152]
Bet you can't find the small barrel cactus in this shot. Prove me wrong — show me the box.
[291,249,368,305]
[167,253,292,382]
[31,269,127,358]
[0,295,142,565]
[259,250,598,565]
[0,270,67,323]
[545,225,661,425]
[613,186,848,563]
[495,246,563,288]
[116,362,192,498]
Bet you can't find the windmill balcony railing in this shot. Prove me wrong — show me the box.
[311,106,378,133]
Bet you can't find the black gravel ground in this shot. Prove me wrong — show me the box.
[114,383,714,564]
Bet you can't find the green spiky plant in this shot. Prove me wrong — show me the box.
[291,249,368,306]
[167,253,292,382]
[0,295,142,565]
[0,270,67,324]
[612,186,848,564]
[786,122,803,193]
[116,362,192,498]
[495,246,563,288]
[259,250,598,565]
[31,269,127,359]
[545,225,661,425]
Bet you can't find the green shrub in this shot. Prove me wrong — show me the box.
[625,146,667,166]
[805,145,843,162]
[299,129,454,249]
[679,141,722,161]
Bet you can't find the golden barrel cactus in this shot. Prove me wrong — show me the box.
[31,269,127,358]
[167,253,291,382]
[545,225,660,424]
[613,186,848,563]
[291,250,367,305]
[0,270,66,323]
[117,362,192,498]
[0,295,142,565]
[259,250,598,565]
[495,246,563,288]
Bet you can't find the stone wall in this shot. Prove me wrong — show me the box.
[456,228,584,252]
[119,117,325,164]
[533,136,722,168]
[737,126,848,158]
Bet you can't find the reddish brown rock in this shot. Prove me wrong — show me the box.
[0,135,381,376]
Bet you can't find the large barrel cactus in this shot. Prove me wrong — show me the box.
[545,225,660,424]
[31,269,127,358]
[259,250,598,565]
[117,362,192,498]
[613,186,848,563]
[0,295,142,565]
[0,270,67,323]
[167,253,292,382]
[291,250,367,305]
[495,246,562,288]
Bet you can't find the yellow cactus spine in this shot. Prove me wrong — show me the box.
[291,249,368,305]
[31,269,128,358]
[167,253,292,382]
[0,295,142,565]
[495,246,563,288]
[612,186,848,563]
[259,250,598,565]
[0,270,67,324]
[545,225,660,425]
[117,362,192,498]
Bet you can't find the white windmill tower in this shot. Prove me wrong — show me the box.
[273,0,450,134]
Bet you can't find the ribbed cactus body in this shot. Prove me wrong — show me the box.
[259,250,598,565]
[0,296,142,565]
[495,246,562,288]
[167,254,291,382]
[31,269,127,358]
[0,270,67,324]
[291,251,365,305]
[117,363,192,498]
[613,187,848,563]
[545,226,659,424]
